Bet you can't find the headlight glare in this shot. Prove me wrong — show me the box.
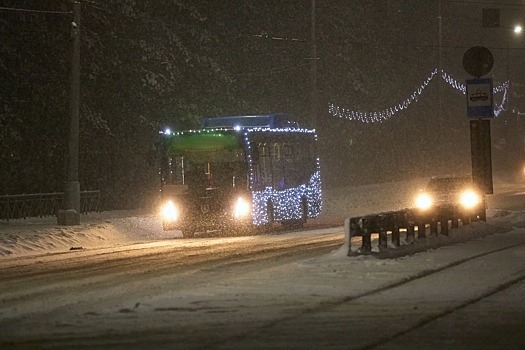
[415,193,433,210]
[460,190,481,209]
[233,197,251,219]
[161,200,179,222]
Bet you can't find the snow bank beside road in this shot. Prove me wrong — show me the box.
[0,178,424,258]
[1,175,523,258]
[0,210,181,257]
[0,221,124,257]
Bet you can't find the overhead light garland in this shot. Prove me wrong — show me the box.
[493,81,509,117]
[329,69,510,123]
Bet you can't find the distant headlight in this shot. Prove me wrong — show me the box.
[415,193,433,210]
[460,190,481,209]
[233,197,251,219]
[161,200,179,222]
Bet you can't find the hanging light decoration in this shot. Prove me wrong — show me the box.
[329,69,510,123]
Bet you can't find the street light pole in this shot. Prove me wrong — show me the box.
[58,0,81,225]
[505,25,522,108]
[438,0,442,115]
[309,0,318,130]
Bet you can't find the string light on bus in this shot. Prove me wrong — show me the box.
[250,171,322,225]
[329,69,510,123]
[243,127,322,225]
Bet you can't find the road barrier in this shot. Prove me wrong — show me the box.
[345,206,484,256]
[0,190,100,221]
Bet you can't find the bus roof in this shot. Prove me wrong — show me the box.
[200,113,300,130]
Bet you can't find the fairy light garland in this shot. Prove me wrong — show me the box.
[329,69,511,123]
[493,81,509,117]
[243,127,322,225]
[250,171,322,225]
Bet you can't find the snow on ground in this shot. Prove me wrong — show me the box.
[0,176,524,258]
[1,177,525,349]
[0,209,178,257]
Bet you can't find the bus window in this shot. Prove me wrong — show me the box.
[165,156,185,185]
[258,143,272,188]
[272,142,284,189]
[283,144,293,163]
[273,143,280,161]
[282,143,300,188]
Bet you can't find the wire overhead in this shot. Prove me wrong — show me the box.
[0,6,71,14]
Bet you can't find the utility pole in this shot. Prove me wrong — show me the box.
[438,0,442,115]
[58,0,81,225]
[309,0,318,129]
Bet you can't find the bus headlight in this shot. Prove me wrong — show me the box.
[460,190,481,209]
[161,200,179,222]
[233,197,251,219]
[415,193,433,210]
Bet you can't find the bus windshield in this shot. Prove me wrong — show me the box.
[162,133,247,190]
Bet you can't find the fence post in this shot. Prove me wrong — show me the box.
[406,225,415,244]
[378,230,388,249]
[392,226,400,247]
[417,223,426,238]
[362,229,372,252]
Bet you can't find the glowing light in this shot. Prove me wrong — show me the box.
[415,193,433,210]
[460,190,481,209]
[329,69,510,123]
[515,25,522,34]
[233,197,251,219]
[251,171,322,225]
[161,200,179,222]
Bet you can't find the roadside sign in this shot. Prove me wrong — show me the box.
[466,78,494,119]
[462,46,494,77]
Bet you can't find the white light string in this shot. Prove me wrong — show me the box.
[328,69,510,123]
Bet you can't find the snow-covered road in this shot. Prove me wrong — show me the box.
[1,176,525,349]
[1,219,525,349]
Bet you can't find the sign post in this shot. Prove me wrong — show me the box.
[463,46,494,195]
[470,120,493,195]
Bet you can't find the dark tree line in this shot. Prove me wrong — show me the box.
[2,0,491,210]
[0,0,325,209]
[0,0,273,209]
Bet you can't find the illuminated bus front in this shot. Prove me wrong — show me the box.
[160,131,251,234]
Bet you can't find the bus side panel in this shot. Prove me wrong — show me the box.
[247,131,322,225]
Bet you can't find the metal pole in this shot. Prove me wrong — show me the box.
[438,0,442,114]
[59,0,81,225]
[309,0,318,129]
[507,35,510,81]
